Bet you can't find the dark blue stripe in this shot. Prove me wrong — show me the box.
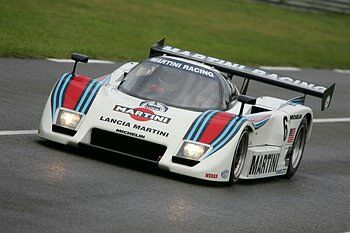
[73,78,95,111]
[208,117,247,157]
[80,81,103,113]
[211,117,240,147]
[58,74,73,108]
[75,80,99,112]
[209,115,238,147]
[80,83,103,114]
[184,110,213,140]
[51,73,70,117]
[192,110,218,141]
[254,118,269,129]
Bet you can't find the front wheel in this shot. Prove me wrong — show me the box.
[227,128,249,185]
[284,117,308,178]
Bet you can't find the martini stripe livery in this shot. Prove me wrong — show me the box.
[51,74,110,118]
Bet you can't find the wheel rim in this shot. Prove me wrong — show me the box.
[233,131,248,178]
[291,126,306,169]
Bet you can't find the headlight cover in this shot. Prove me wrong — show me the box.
[56,109,83,130]
[176,141,210,161]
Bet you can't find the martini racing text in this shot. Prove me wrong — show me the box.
[149,57,215,78]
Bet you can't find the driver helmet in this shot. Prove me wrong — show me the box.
[158,75,179,92]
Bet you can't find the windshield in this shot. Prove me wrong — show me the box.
[119,57,222,111]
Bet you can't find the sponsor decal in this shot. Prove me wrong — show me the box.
[99,115,169,137]
[113,105,171,124]
[205,173,218,179]
[290,114,302,120]
[133,124,169,137]
[276,168,287,175]
[288,128,296,143]
[115,129,145,139]
[248,153,280,175]
[99,116,131,127]
[161,45,327,91]
[139,100,168,112]
[149,57,215,78]
[221,170,229,179]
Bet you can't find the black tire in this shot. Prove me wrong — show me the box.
[227,128,249,186]
[283,117,308,178]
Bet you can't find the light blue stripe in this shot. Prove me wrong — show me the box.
[80,81,102,113]
[209,118,246,156]
[254,118,270,127]
[103,75,111,85]
[211,117,239,147]
[186,110,212,140]
[255,119,268,129]
[193,110,218,141]
[75,79,98,112]
[52,73,69,116]
[58,74,73,108]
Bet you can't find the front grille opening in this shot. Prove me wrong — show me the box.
[90,128,167,162]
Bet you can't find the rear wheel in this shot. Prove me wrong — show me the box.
[227,128,249,185]
[284,117,307,178]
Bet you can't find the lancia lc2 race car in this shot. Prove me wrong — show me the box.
[39,39,335,184]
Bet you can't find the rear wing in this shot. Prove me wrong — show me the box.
[149,39,335,111]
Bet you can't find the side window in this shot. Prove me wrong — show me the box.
[226,79,238,105]
[220,77,238,110]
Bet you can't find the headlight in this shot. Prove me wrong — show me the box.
[56,109,83,130]
[177,142,209,160]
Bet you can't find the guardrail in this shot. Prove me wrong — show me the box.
[257,0,350,14]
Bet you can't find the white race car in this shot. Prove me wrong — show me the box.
[39,39,335,184]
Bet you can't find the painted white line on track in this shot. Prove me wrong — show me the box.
[313,118,350,123]
[334,69,350,74]
[0,118,349,136]
[0,130,38,136]
[259,66,301,71]
[47,58,115,64]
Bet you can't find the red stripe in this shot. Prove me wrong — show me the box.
[63,75,91,109]
[198,112,235,144]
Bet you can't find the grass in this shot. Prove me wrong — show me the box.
[0,0,349,68]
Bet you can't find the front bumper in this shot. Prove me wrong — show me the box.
[39,97,237,183]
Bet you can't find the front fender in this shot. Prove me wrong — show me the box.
[38,72,111,143]
[165,112,254,181]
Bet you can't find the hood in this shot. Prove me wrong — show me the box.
[95,86,201,147]
[95,86,247,153]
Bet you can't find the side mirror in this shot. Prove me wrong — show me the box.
[238,94,256,105]
[71,53,89,74]
[238,94,256,115]
[117,72,128,89]
[71,53,89,63]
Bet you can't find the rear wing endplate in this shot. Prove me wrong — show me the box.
[149,38,335,111]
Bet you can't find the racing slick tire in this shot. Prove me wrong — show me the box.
[283,117,308,179]
[227,128,249,186]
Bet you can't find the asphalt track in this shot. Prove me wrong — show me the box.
[0,58,349,233]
